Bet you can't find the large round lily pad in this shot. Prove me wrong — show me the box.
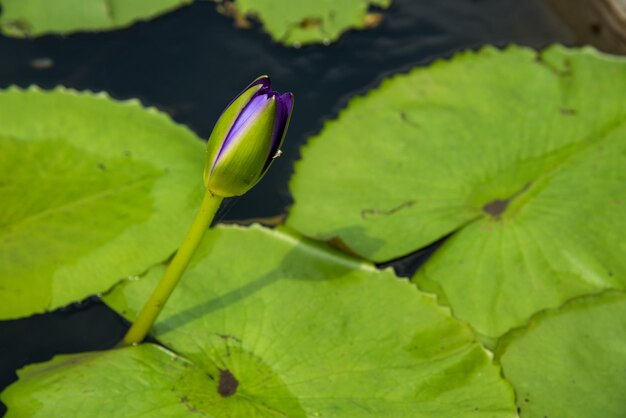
[497,291,626,418]
[0,87,205,319]
[2,225,517,417]
[287,45,626,337]
[0,0,191,37]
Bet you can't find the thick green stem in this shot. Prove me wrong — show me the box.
[122,190,223,345]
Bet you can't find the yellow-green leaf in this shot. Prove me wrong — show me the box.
[0,225,517,417]
[0,0,191,37]
[0,87,205,319]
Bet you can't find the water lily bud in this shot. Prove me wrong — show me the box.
[203,75,294,197]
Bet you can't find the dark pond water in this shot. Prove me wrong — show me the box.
[0,0,574,413]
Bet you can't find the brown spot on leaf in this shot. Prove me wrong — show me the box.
[559,107,577,116]
[364,13,384,28]
[218,369,239,397]
[179,395,201,414]
[219,1,251,29]
[399,111,421,129]
[535,52,572,77]
[299,17,322,30]
[482,182,531,218]
[5,19,32,36]
[218,333,242,343]
[483,199,509,217]
[326,236,361,258]
[222,213,285,227]
[361,200,417,219]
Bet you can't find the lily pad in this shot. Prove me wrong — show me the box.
[0,87,205,319]
[0,0,191,37]
[287,45,626,337]
[217,0,390,46]
[1,225,517,417]
[497,291,626,418]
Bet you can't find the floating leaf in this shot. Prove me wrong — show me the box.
[0,0,191,37]
[287,45,626,337]
[217,0,390,46]
[2,225,517,417]
[0,87,205,319]
[497,291,626,418]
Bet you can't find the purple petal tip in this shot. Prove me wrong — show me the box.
[248,75,271,93]
[278,92,293,114]
[263,92,293,172]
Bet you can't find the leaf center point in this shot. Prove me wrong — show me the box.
[217,368,239,397]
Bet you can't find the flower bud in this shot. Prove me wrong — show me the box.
[203,75,294,197]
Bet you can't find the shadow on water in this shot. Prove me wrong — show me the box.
[0,299,128,409]
[0,0,573,411]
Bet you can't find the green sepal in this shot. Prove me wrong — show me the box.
[206,97,277,197]
[203,79,266,191]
